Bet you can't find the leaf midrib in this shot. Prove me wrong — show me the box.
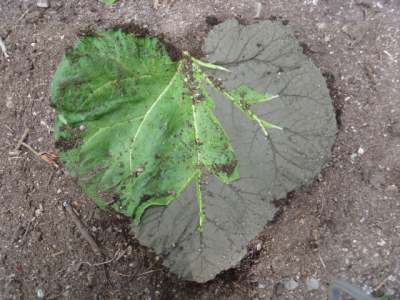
[129,62,182,171]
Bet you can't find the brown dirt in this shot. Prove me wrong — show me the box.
[1,0,399,299]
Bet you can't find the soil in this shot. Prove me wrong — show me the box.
[1,0,399,299]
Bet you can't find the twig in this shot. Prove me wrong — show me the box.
[9,128,29,155]
[51,250,64,257]
[21,141,59,168]
[373,274,391,291]
[4,125,14,133]
[0,36,9,58]
[63,201,102,256]
[47,169,56,187]
[112,271,133,277]
[21,142,41,157]
[11,136,59,168]
[17,7,31,22]
[20,217,36,245]
[318,253,326,269]
[79,258,114,268]
[135,269,163,278]
[77,249,126,269]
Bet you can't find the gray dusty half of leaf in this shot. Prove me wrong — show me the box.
[133,19,336,282]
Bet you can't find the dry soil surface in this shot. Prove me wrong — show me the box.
[0,0,399,299]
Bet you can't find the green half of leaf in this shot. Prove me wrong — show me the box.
[52,30,258,225]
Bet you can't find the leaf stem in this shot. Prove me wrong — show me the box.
[195,175,205,232]
[191,95,206,232]
[183,51,231,73]
[129,61,183,171]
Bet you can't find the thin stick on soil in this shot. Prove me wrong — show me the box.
[373,274,391,292]
[16,140,59,168]
[17,7,31,22]
[46,169,56,187]
[318,253,326,269]
[78,248,126,269]
[21,142,41,157]
[135,269,163,278]
[63,201,102,256]
[9,128,29,155]
[20,217,36,246]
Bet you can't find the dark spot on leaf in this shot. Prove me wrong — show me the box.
[98,191,120,205]
[213,160,238,176]
[55,138,80,151]
[159,40,182,61]
[131,165,145,178]
[55,126,83,150]
[239,100,250,110]
[192,93,205,104]
[141,194,153,202]
[57,76,85,95]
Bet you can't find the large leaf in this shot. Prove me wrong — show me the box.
[52,20,336,282]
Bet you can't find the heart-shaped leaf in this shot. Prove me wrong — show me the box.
[52,20,336,282]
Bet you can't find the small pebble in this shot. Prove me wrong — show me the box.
[258,283,266,289]
[6,100,14,109]
[37,0,49,8]
[350,153,358,162]
[316,22,326,30]
[306,277,320,290]
[283,278,299,290]
[254,2,262,18]
[256,242,262,251]
[386,184,399,193]
[357,147,365,156]
[36,288,45,299]
[377,239,386,246]
[35,204,44,217]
